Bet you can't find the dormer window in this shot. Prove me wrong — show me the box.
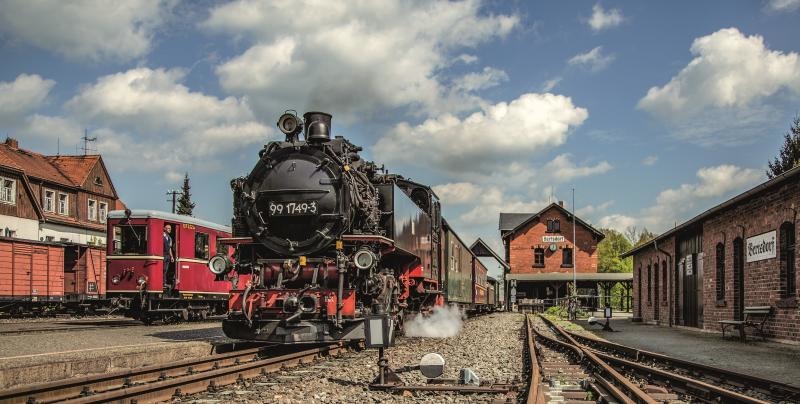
[94,176,103,186]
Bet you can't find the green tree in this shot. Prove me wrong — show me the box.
[176,173,195,216]
[767,115,800,179]
[597,228,633,273]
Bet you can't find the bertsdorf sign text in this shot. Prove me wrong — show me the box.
[542,235,565,242]
[746,230,776,263]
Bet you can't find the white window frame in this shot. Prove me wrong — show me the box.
[99,201,108,224]
[58,193,69,215]
[88,199,97,221]
[0,177,16,205]
[43,189,55,212]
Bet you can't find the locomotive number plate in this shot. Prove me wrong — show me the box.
[268,200,319,216]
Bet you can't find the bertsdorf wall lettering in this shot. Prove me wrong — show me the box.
[746,230,776,263]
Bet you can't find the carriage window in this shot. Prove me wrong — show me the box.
[113,225,147,255]
[216,238,227,257]
[195,232,210,260]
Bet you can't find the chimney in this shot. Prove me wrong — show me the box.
[558,200,564,207]
[5,137,18,149]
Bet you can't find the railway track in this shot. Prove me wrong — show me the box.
[562,326,800,403]
[0,341,361,404]
[534,314,774,404]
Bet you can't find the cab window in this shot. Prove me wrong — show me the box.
[113,225,148,255]
[195,232,210,259]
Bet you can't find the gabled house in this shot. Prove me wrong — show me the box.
[0,137,124,246]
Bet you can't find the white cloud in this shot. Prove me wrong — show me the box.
[453,67,509,92]
[767,0,800,12]
[541,77,562,92]
[45,67,273,175]
[597,214,638,233]
[458,185,550,226]
[454,54,479,65]
[638,28,800,139]
[0,0,175,62]
[0,74,55,122]
[587,3,624,32]
[540,154,612,182]
[599,164,764,233]
[432,182,483,205]
[642,155,658,166]
[568,46,615,72]
[374,92,588,174]
[203,0,519,118]
[577,201,613,218]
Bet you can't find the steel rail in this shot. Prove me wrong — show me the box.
[537,315,654,404]
[564,329,800,402]
[591,350,768,404]
[524,315,545,404]
[0,342,355,404]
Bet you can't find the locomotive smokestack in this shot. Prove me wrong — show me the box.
[304,112,332,143]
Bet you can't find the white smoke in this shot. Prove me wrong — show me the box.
[404,305,465,338]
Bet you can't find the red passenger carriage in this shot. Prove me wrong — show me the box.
[106,209,242,322]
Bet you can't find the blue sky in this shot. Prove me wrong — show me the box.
[2,1,800,277]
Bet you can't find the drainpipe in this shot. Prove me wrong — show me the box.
[654,239,673,327]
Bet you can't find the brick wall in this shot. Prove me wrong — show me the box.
[632,179,800,342]
[632,236,675,324]
[508,206,600,275]
[702,180,800,341]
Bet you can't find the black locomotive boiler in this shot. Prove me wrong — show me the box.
[209,111,495,344]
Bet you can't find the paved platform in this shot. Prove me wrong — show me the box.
[572,318,800,387]
[0,320,232,389]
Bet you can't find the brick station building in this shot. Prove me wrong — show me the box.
[622,166,800,342]
[500,202,632,310]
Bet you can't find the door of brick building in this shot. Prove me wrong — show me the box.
[733,238,745,321]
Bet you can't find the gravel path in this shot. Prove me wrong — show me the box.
[178,312,525,403]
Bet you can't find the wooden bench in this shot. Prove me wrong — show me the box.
[718,306,774,341]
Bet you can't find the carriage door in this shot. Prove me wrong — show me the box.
[733,238,745,321]
[164,222,178,288]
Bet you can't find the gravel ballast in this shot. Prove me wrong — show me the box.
[179,312,525,403]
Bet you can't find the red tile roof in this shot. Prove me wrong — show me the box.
[0,139,100,189]
[47,155,101,186]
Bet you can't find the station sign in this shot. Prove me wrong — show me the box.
[542,235,565,243]
[746,230,776,263]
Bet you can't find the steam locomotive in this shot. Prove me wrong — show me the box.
[209,111,496,344]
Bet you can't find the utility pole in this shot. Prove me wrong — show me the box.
[166,190,179,214]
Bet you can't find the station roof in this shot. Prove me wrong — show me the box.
[620,164,800,259]
[470,237,509,270]
[506,272,632,282]
[500,202,605,240]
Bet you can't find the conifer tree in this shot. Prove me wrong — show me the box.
[176,173,195,216]
[768,116,800,179]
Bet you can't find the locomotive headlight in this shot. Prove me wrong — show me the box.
[277,112,302,137]
[353,248,376,270]
[208,253,233,276]
[111,275,121,285]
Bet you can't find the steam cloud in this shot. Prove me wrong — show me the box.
[404,305,465,338]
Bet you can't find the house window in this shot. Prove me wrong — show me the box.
[94,176,103,186]
[195,232,210,259]
[562,247,573,267]
[546,219,561,233]
[0,177,15,205]
[58,193,69,215]
[99,202,108,223]
[715,242,725,301]
[88,199,97,221]
[43,189,55,212]
[780,222,796,298]
[533,248,545,267]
